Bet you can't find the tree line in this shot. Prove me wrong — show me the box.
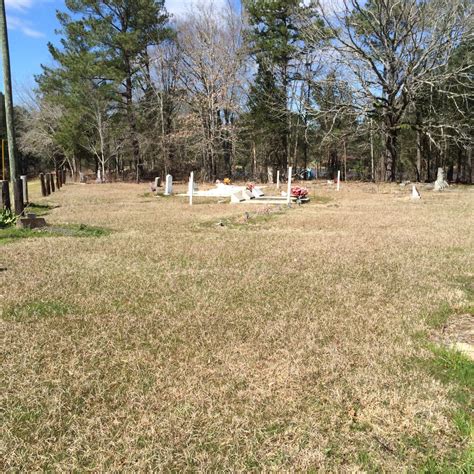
[12,0,474,183]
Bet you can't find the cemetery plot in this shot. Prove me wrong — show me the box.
[1,180,472,472]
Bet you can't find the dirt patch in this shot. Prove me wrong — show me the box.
[432,313,474,360]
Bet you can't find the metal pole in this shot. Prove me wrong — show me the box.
[287,166,292,205]
[0,0,22,214]
[189,171,194,206]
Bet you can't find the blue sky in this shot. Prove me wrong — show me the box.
[3,0,240,101]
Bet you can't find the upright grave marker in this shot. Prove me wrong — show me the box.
[164,174,173,195]
[411,185,421,200]
[336,170,341,191]
[276,170,280,189]
[20,175,28,204]
[434,168,449,191]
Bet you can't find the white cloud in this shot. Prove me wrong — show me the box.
[166,0,228,18]
[7,15,45,38]
[5,0,35,12]
[5,0,47,38]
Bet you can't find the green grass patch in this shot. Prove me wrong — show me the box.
[414,328,474,471]
[24,202,57,216]
[0,223,111,245]
[456,276,474,301]
[414,278,473,472]
[357,450,378,472]
[427,344,474,409]
[0,227,40,244]
[197,206,288,231]
[2,300,75,322]
[47,223,111,237]
[426,302,454,329]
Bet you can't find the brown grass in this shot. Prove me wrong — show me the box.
[1,180,473,470]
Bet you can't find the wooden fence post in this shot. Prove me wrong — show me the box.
[49,172,55,192]
[1,179,10,210]
[13,178,24,214]
[45,173,51,195]
[56,170,61,189]
[40,173,47,196]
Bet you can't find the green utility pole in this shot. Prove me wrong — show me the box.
[0,0,23,214]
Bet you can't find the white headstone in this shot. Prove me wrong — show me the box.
[20,175,28,204]
[276,170,280,189]
[411,185,421,200]
[336,170,341,191]
[267,166,274,184]
[231,191,246,203]
[164,174,173,195]
[242,189,255,200]
[434,168,448,191]
[253,187,265,198]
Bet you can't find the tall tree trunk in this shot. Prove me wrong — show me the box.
[384,117,398,182]
[252,141,257,180]
[124,58,140,183]
[221,109,232,178]
[343,139,347,181]
[0,0,23,214]
[369,119,375,182]
[416,129,422,182]
[455,147,463,183]
[467,145,472,184]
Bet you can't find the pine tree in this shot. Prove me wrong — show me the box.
[244,0,321,175]
[45,0,171,181]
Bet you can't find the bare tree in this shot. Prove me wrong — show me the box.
[302,0,473,181]
[176,0,246,180]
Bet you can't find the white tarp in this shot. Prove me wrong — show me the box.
[192,183,246,197]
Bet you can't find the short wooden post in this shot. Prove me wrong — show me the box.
[20,175,28,204]
[45,173,51,195]
[13,178,24,215]
[336,170,341,191]
[276,170,280,189]
[56,170,61,189]
[1,180,10,210]
[40,173,47,196]
[189,171,194,206]
[49,172,55,192]
[62,169,66,184]
[287,166,292,205]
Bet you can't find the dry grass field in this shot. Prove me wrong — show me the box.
[1,180,473,471]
